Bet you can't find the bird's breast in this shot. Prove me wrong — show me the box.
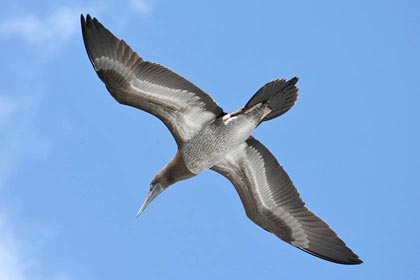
[180,113,261,174]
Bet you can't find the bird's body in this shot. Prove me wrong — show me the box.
[81,14,362,265]
[182,103,270,174]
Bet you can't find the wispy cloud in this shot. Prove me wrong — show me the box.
[0,214,71,280]
[0,5,101,52]
[0,7,78,46]
[0,2,151,52]
[0,216,27,280]
[0,94,62,279]
[130,0,153,15]
[0,3,151,279]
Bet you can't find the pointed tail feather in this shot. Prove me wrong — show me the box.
[245,77,299,122]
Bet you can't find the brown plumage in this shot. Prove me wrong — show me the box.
[81,14,362,265]
[151,152,195,189]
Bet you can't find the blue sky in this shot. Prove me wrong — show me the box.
[0,0,419,279]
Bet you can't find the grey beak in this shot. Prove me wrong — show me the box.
[137,183,163,218]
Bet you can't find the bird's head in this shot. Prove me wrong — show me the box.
[136,152,194,218]
[136,176,167,218]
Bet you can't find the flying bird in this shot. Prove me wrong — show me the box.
[81,14,362,265]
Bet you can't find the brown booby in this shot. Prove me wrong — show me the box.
[81,14,362,265]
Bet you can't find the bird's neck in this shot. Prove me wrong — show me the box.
[155,152,195,188]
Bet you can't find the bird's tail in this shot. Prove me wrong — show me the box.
[245,77,299,122]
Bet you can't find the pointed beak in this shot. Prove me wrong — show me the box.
[137,183,163,218]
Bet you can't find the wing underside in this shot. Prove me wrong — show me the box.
[211,136,362,265]
[81,14,224,145]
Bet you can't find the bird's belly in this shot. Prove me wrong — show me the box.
[181,115,257,174]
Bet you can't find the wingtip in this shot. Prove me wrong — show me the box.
[80,13,93,22]
[297,246,363,265]
[350,257,363,265]
[80,14,86,30]
[81,14,94,27]
[289,77,299,85]
[340,254,363,265]
[80,14,95,32]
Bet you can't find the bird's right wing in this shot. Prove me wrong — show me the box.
[81,15,224,146]
[211,136,362,265]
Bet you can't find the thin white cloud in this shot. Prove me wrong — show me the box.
[0,95,64,278]
[0,3,151,279]
[0,216,27,280]
[0,214,72,280]
[0,7,78,46]
[0,1,151,52]
[130,0,153,15]
[0,5,102,52]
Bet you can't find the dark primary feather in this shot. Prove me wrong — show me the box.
[212,136,362,265]
[81,14,224,146]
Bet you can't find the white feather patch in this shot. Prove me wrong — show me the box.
[245,144,309,245]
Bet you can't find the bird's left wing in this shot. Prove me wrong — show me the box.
[211,136,362,265]
[81,15,224,146]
